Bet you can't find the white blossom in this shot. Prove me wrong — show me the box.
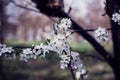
[75,71,81,80]
[57,18,72,31]
[94,27,110,42]
[70,52,83,70]
[0,43,15,60]
[20,48,33,62]
[112,11,120,25]
[47,34,71,55]
[75,69,87,80]
[81,69,86,75]
[0,43,14,56]
[0,18,86,79]
[60,51,83,71]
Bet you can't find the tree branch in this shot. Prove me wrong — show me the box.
[9,0,114,63]
[68,15,113,63]
[106,0,120,66]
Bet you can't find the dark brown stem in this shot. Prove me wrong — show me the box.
[80,75,84,80]
[68,67,76,80]
[67,49,76,80]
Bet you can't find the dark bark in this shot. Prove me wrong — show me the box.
[32,0,64,17]
[111,61,120,80]
[0,0,8,80]
[0,0,4,79]
[111,18,120,80]
[0,0,4,43]
[106,0,120,80]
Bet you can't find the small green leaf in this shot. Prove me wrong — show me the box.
[59,17,63,23]
[45,39,51,45]
[47,39,51,43]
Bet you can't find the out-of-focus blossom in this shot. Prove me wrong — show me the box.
[94,27,110,42]
[0,43,15,59]
[75,69,87,80]
[112,10,120,25]
[54,18,72,31]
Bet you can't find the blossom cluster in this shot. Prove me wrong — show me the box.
[0,18,112,79]
[15,18,86,79]
[0,18,114,79]
[112,10,120,25]
[94,27,110,42]
[0,43,16,59]
[20,43,49,62]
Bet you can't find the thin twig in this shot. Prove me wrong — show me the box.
[70,27,120,35]
[67,49,76,80]
[67,0,75,15]
[68,67,76,80]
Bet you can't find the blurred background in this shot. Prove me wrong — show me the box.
[0,0,114,80]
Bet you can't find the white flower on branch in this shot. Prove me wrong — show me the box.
[75,69,87,80]
[20,43,50,62]
[60,54,71,69]
[94,27,110,42]
[0,43,16,60]
[47,34,71,55]
[33,43,49,57]
[70,52,83,70]
[60,51,83,71]
[59,18,72,30]
[20,48,33,62]
[112,11,120,25]
[0,18,87,79]
[53,18,72,32]
[0,43,14,56]
[75,71,81,80]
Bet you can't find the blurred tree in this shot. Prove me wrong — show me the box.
[0,0,4,43]
[0,0,4,79]
[0,0,9,79]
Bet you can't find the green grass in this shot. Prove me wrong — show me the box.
[5,39,113,51]
[1,40,114,80]
[5,39,43,47]
[70,42,94,52]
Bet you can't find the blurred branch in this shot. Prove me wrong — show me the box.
[71,27,120,34]
[0,1,4,43]
[0,0,8,79]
